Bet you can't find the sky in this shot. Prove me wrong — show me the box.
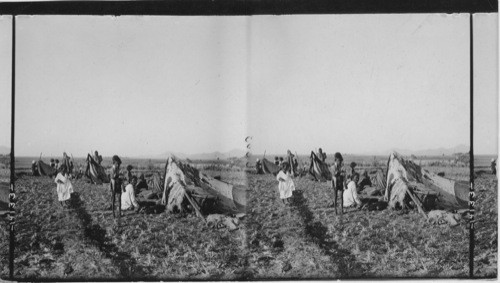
[0,14,497,157]
[249,14,497,155]
[0,16,12,150]
[11,16,248,157]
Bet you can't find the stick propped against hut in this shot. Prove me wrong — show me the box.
[384,152,469,212]
[161,156,246,217]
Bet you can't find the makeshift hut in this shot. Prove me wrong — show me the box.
[384,152,468,212]
[308,151,332,182]
[85,154,109,184]
[261,157,280,176]
[36,160,57,177]
[161,156,246,216]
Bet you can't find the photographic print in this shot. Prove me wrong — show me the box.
[246,14,490,279]
[10,16,248,279]
[0,1,498,281]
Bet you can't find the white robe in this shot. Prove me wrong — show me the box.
[54,173,73,202]
[121,184,139,210]
[276,171,295,199]
[343,180,362,207]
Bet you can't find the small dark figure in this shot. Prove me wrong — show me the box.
[136,173,149,193]
[279,157,284,166]
[62,152,72,174]
[274,156,280,166]
[491,158,497,175]
[50,158,55,168]
[331,152,346,215]
[357,170,372,190]
[55,159,60,170]
[110,155,122,218]
[255,158,263,174]
[31,160,39,176]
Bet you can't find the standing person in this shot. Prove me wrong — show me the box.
[31,160,39,176]
[274,156,280,166]
[121,176,141,213]
[344,174,363,209]
[110,155,122,218]
[279,157,284,166]
[94,151,103,165]
[255,158,263,174]
[50,158,55,168]
[62,152,72,174]
[331,152,346,214]
[318,148,327,162]
[55,159,60,170]
[54,164,74,208]
[491,158,497,175]
[276,162,295,205]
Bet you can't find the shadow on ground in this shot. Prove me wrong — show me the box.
[68,192,150,278]
[290,189,369,278]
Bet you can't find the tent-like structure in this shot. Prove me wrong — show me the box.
[308,151,332,182]
[161,156,246,216]
[384,152,468,211]
[261,157,280,176]
[85,154,109,184]
[36,160,57,177]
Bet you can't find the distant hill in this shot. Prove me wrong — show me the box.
[368,144,469,156]
[0,146,10,155]
[156,148,246,160]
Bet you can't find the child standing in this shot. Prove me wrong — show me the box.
[331,152,346,215]
[276,162,295,205]
[54,164,73,208]
[110,155,122,218]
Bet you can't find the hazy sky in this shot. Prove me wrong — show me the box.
[0,14,497,156]
[249,14,496,155]
[13,16,248,157]
[0,16,12,149]
[473,14,498,155]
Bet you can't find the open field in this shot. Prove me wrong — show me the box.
[1,155,496,279]
[246,165,470,278]
[473,172,497,277]
[2,168,249,280]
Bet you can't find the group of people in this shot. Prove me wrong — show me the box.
[104,155,151,217]
[38,152,150,216]
[273,149,372,215]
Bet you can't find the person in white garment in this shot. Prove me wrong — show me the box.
[54,164,74,208]
[121,176,141,212]
[276,162,295,205]
[343,174,362,209]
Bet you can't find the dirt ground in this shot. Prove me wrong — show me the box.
[0,164,496,279]
[473,172,497,278]
[3,171,249,280]
[246,169,470,278]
